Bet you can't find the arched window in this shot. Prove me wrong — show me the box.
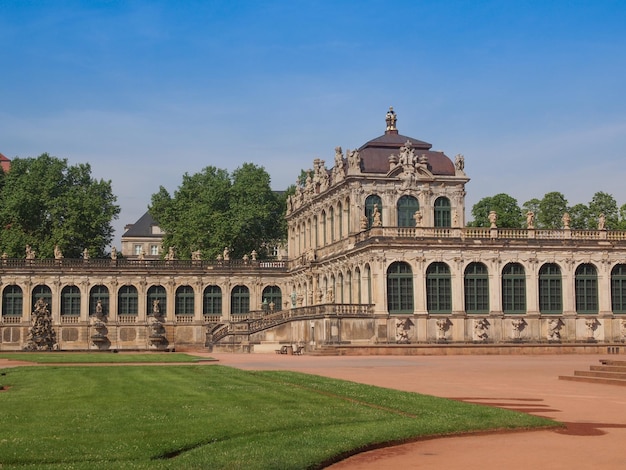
[203,285,222,315]
[337,273,344,304]
[426,262,451,313]
[89,285,109,316]
[32,285,52,312]
[502,263,526,314]
[387,262,413,314]
[575,264,598,314]
[464,262,489,314]
[539,264,562,314]
[365,264,372,304]
[337,202,343,239]
[262,285,282,312]
[321,210,327,245]
[346,270,352,304]
[365,195,382,228]
[313,216,318,248]
[611,264,626,314]
[118,285,138,315]
[397,195,419,227]
[329,207,335,242]
[345,197,351,235]
[147,285,167,315]
[175,285,195,315]
[355,267,362,304]
[231,285,250,314]
[434,197,451,227]
[61,285,81,316]
[2,285,23,317]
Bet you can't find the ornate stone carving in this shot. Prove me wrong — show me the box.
[24,298,57,351]
[395,318,413,344]
[511,318,527,341]
[436,318,451,342]
[473,318,490,341]
[547,318,564,341]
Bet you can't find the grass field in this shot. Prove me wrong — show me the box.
[0,359,558,469]
[0,352,204,363]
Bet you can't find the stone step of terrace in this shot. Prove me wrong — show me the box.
[559,359,626,386]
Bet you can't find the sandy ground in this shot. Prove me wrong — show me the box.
[2,352,625,469]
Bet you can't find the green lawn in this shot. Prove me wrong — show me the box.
[0,352,204,363]
[0,364,558,469]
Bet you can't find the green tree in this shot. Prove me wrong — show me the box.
[0,153,120,258]
[619,204,626,230]
[150,167,231,260]
[468,193,523,228]
[589,191,618,229]
[537,192,568,229]
[149,163,285,260]
[228,163,283,259]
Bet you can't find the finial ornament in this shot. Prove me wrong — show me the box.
[385,106,397,132]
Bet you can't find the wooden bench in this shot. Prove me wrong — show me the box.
[293,345,305,355]
[275,345,288,354]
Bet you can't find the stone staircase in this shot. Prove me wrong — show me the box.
[307,345,343,356]
[559,359,626,386]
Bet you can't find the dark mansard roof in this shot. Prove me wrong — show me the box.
[356,107,455,176]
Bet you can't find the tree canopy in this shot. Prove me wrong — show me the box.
[0,153,120,258]
[149,163,284,260]
[467,193,523,228]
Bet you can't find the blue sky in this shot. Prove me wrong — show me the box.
[2,1,626,247]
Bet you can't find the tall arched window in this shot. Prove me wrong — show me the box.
[434,197,451,227]
[231,285,250,314]
[2,285,23,318]
[611,264,626,314]
[118,285,138,315]
[575,264,598,314]
[262,285,282,311]
[203,285,222,315]
[313,216,318,248]
[345,197,351,234]
[502,263,526,314]
[397,195,419,227]
[337,273,344,304]
[365,195,382,228]
[355,267,362,304]
[346,270,352,304]
[147,285,167,315]
[387,261,413,314]
[89,285,109,316]
[426,262,452,313]
[337,202,343,239]
[175,285,195,315]
[321,210,327,245]
[539,264,562,314]
[464,262,489,314]
[32,285,52,312]
[61,285,81,316]
[329,206,335,242]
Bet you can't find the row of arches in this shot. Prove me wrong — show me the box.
[0,284,285,318]
[386,261,626,315]
[292,195,453,256]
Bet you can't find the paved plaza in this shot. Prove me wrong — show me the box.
[209,352,626,470]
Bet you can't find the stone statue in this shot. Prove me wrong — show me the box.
[562,212,571,229]
[291,291,297,308]
[372,205,382,227]
[191,249,202,260]
[25,245,35,260]
[54,245,63,260]
[385,106,397,131]
[152,299,161,315]
[223,247,230,261]
[166,246,175,261]
[436,318,450,341]
[547,318,562,341]
[395,318,412,344]
[24,298,57,351]
[347,149,361,172]
[326,288,334,304]
[251,250,257,261]
[488,211,497,228]
[110,246,117,260]
[598,213,606,230]
[96,299,103,315]
[413,210,422,227]
[454,154,465,172]
[526,211,535,229]
[511,318,526,340]
[473,318,489,341]
[82,248,89,260]
[360,214,368,230]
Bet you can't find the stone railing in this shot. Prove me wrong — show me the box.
[61,315,80,324]
[0,258,288,272]
[208,303,375,344]
[175,315,194,323]
[1,316,22,324]
[117,315,138,324]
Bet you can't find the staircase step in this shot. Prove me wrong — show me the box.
[599,359,626,367]
[590,365,626,373]
[574,370,626,380]
[559,375,626,386]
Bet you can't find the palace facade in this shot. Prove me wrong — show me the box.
[2,108,626,353]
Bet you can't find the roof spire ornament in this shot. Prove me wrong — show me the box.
[385,106,397,133]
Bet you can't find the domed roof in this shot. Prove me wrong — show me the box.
[356,107,455,175]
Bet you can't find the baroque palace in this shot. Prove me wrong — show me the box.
[2,108,626,353]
